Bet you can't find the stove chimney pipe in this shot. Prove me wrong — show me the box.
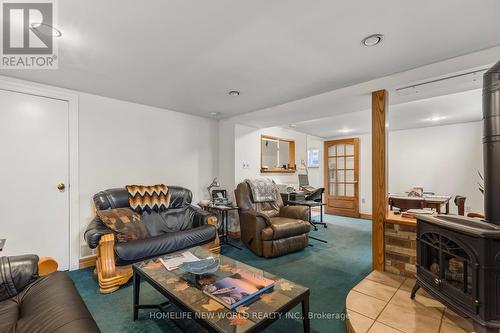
[483,60,500,224]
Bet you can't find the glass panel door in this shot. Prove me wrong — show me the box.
[327,142,355,198]
[324,138,359,217]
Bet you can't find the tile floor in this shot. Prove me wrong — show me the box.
[346,270,475,333]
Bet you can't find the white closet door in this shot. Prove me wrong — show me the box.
[0,89,70,270]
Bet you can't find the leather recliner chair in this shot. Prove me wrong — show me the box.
[235,181,311,258]
[84,186,219,293]
[0,255,100,333]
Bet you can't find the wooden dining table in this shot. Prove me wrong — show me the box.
[388,194,452,214]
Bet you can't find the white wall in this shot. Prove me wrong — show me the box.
[234,125,308,186]
[331,121,484,216]
[78,93,219,256]
[218,119,236,195]
[389,121,483,214]
[306,135,324,188]
[358,134,373,215]
[0,75,219,260]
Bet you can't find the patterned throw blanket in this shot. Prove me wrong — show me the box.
[245,178,276,203]
[126,184,171,213]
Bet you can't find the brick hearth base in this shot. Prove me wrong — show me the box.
[384,222,416,278]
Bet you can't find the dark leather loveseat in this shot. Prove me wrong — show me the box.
[0,255,99,333]
[84,186,219,293]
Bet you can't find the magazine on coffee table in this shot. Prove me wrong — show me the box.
[201,269,275,310]
[159,251,200,271]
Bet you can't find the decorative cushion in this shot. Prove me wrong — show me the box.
[126,184,171,213]
[97,208,150,242]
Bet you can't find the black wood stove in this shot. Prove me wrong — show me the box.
[412,60,500,333]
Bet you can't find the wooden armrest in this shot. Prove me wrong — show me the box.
[467,212,485,219]
[98,233,117,279]
[207,215,218,226]
[38,257,58,276]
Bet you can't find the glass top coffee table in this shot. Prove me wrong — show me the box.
[133,246,310,333]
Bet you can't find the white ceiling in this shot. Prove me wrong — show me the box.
[1,0,500,118]
[291,89,482,138]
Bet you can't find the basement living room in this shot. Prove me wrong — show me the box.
[1,1,500,333]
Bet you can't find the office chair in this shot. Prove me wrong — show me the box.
[305,187,324,203]
[304,188,326,229]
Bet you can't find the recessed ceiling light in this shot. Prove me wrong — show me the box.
[425,116,447,122]
[30,22,62,37]
[289,124,297,128]
[362,34,383,47]
[228,90,240,96]
[209,112,220,117]
[338,128,353,134]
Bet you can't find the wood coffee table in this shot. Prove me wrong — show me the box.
[133,246,310,332]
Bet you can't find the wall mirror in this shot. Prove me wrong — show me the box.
[260,135,296,173]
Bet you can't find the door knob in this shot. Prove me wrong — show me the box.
[57,183,65,190]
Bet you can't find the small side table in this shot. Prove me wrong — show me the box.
[202,205,242,251]
[0,239,5,251]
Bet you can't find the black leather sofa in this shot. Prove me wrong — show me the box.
[0,255,100,333]
[84,186,219,293]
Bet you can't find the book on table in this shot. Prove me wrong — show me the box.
[202,269,275,310]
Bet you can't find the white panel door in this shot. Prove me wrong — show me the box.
[0,89,70,270]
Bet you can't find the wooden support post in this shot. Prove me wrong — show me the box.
[372,89,388,271]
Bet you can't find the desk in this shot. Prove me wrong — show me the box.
[388,194,452,214]
[0,239,5,251]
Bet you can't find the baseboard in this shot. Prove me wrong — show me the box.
[360,213,372,220]
[79,255,96,269]
[228,230,240,239]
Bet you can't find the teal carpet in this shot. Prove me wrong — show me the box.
[69,215,372,333]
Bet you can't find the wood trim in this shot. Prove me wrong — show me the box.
[79,255,97,269]
[385,210,417,226]
[323,138,360,217]
[372,89,388,271]
[260,169,296,174]
[260,134,296,173]
[359,213,372,220]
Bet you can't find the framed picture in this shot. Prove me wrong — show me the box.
[212,189,227,200]
[307,148,320,168]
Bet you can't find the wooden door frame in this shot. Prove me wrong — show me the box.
[0,76,80,271]
[323,137,360,217]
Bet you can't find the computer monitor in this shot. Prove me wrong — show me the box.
[298,174,309,187]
